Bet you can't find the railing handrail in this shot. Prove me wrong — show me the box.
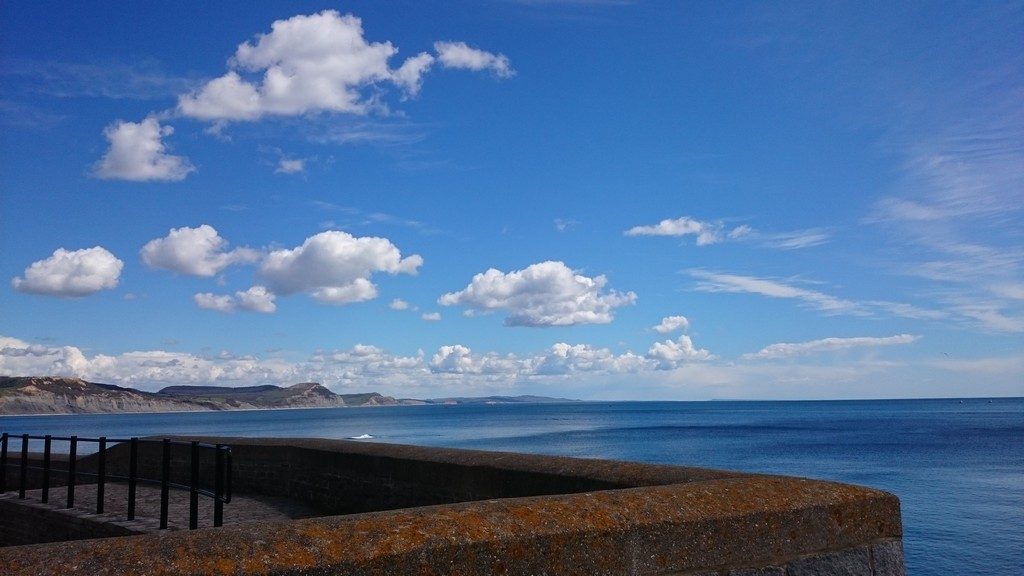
[5,434,226,450]
[0,432,232,530]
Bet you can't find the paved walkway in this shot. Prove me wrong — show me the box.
[11,483,320,531]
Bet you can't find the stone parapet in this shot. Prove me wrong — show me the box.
[0,437,904,575]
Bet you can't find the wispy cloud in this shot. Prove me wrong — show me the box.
[626,216,829,250]
[690,270,860,314]
[311,201,435,234]
[312,122,428,146]
[743,334,918,360]
[0,99,65,128]
[690,269,945,321]
[2,59,200,100]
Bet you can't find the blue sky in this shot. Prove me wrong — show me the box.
[1,1,1021,399]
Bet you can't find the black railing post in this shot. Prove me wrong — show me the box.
[96,437,106,514]
[127,438,138,520]
[19,434,28,499]
[0,433,8,494]
[189,441,199,529]
[214,444,224,527]
[2,434,232,529]
[41,435,51,504]
[160,439,170,529]
[66,435,77,508]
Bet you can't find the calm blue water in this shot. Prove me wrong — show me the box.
[2,398,1021,575]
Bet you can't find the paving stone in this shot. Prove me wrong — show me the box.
[787,547,872,576]
[14,482,319,532]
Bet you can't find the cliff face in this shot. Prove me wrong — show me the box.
[0,377,213,414]
[0,377,396,415]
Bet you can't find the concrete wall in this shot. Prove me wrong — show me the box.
[183,437,743,514]
[0,495,146,547]
[0,437,906,575]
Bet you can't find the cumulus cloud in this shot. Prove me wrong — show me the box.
[439,261,636,326]
[194,292,235,313]
[258,230,422,305]
[0,336,300,390]
[194,286,277,314]
[744,334,919,360]
[12,247,123,297]
[392,52,435,96]
[235,286,277,313]
[2,332,1018,399]
[646,335,713,369]
[141,225,259,277]
[653,315,690,334]
[531,343,647,376]
[177,11,511,122]
[389,298,411,310]
[428,345,519,375]
[421,312,441,321]
[434,41,514,77]
[93,117,194,181]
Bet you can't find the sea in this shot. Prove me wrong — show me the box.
[2,398,1021,575]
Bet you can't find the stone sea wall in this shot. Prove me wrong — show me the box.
[0,437,905,575]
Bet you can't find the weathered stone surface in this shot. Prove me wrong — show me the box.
[0,438,905,576]
[787,546,872,576]
[728,567,785,576]
[871,539,906,576]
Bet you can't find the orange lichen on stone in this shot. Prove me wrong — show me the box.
[0,439,901,576]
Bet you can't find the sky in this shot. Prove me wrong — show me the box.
[1,1,1022,400]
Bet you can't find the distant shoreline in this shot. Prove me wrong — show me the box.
[2,395,1020,419]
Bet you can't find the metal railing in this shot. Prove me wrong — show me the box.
[0,433,232,529]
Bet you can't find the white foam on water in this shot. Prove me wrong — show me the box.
[349,433,374,439]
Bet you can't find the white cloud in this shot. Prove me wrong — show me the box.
[392,52,435,96]
[428,345,519,375]
[389,298,411,310]
[690,269,952,323]
[653,315,690,334]
[3,332,1018,399]
[433,41,514,77]
[626,216,829,249]
[178,11,393,119]
[744,334,919,360]
[646,335,713,369]
[177,11,511,122]
[93,117,194,181]
[531,343,647,375]
[553,218,578,232]
[756,229,830,250]
[236,286,277,313]
[421,312,441,321]
[258,230,422,305]
[311,279,378,305]
[141,225,259,277]
[194,286,277,314]
[691,270,860,314]
[194,292,235,313]
[439,261,636,326]
[12,247,123,297]
[275,158,305,174]
[625,216,723,245]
